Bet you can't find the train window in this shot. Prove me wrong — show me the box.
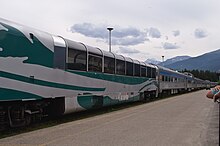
[54,46,66,70]
[126,62,133,76]
[167,76,170,82]
[134,64,140,77]
[152,68,156,78]
[67,49,87,71]
[165,76,167,81]
[88,54,102,72]
[104,56,115,74]
[160,75,163,81]
[162,75,165,81]
[147,67,151,78]
[175,78,178,82]
[141,66,146,77]
[116,59,125,75]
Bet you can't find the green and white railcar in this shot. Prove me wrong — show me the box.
[0,18,158,128]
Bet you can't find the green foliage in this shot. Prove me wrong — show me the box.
[181,69,219,82]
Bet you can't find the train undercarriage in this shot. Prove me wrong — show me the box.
[0,97,65,131]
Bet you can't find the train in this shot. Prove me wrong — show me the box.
[0,18,217,130]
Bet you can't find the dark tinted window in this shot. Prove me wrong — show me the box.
[88,54,102,72]
[162,75,165,81]
[126,62,133,76]
[67,48,86,71]
[116,59,125,75]
[134,64,140,77]
[152,68,156,78]
[147,67,152,78]
[104,56,115,74]
[165,76,168,82]
[141,66,146,77]
[54,46,66,70]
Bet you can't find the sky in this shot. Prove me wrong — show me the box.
[0,0,220,62]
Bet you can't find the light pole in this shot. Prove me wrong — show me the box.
[162,56,164,66]
[107,27,113,52]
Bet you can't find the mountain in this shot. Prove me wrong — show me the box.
[145,58,161,65]
[145,56,191,65]
[164,49,220,72]
[158,56,191,66]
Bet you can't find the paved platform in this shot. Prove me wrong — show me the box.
[0,90,219,146]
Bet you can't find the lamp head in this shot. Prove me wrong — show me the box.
[107,27,113,31]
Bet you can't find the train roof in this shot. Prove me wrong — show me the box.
[146,63,157,68]
[64,38,158,69]
[0,17,54,52]
[156,65,187,77]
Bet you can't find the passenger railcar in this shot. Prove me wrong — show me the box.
[0,18,214,130]
[0,18,158,129]
[157,66,187,95]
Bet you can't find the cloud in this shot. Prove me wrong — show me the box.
[163,42,180,49]
[147,27,161,38]
[172,30,180,37]
[70,23,107,39]
[112,34,149,46]
[113,27,142,38]
[118,47,140,54]
[194,28,208,39]
[70,23,148,46]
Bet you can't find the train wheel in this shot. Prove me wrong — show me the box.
[25,114,31,126]
[0,110,7,131]
[142,92,151,103]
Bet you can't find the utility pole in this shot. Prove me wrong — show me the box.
[107,27,113,52]
[162,56,164,66]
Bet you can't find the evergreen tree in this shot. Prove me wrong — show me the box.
[181,69,218,82]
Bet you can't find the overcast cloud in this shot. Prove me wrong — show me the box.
[194,28,208,39]
[147,27,161,38]
[173,30,180,37]
[71,23,107,39]
[0,0,219,61]
[71,23,149,46]
[118,47,140,54]
[163,42,180,49]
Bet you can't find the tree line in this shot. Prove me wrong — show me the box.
[181,69,219,82]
